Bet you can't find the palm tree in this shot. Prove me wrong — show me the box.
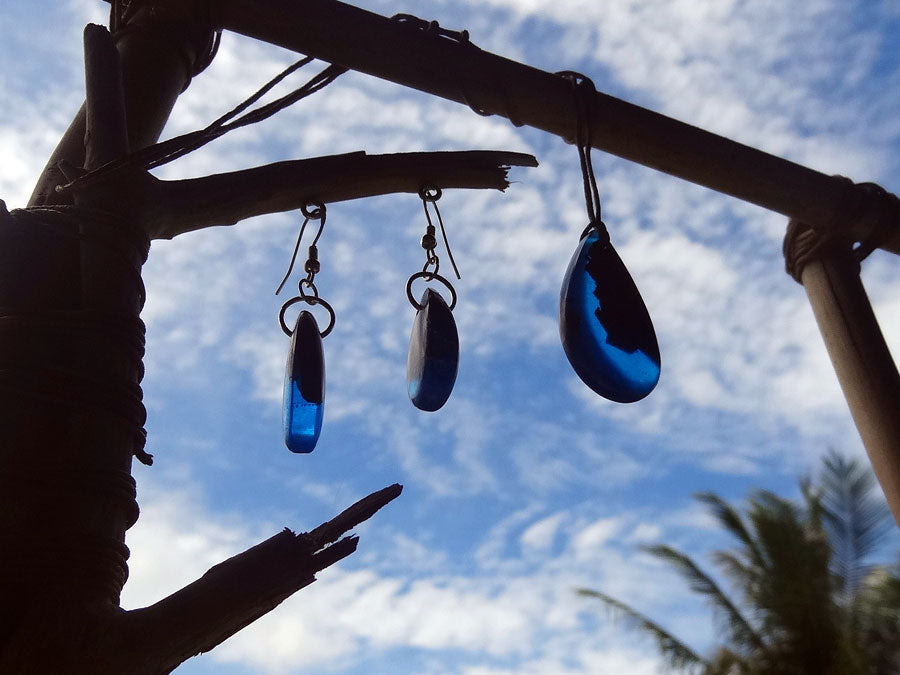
[577,451,900,674]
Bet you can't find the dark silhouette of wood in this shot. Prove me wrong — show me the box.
[0,12,421,673]
[30,3,216,208]
[62,150,536,240]
[144,0,900,256]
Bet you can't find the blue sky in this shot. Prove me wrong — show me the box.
[3,0,900,673]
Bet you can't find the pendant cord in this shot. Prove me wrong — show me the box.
[558,71,605,232]
[57,57,346,195]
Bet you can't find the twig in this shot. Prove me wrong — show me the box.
[96,150,538,239]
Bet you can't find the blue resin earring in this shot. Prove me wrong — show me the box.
[557,73,661,403]
[406,187,461,412]
[275,202,335,453]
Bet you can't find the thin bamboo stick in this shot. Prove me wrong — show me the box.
[800,252,900,523]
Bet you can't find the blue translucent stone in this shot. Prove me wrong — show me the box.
[407,288,459,412]
[559,229,660,402]
[283,311,325,453]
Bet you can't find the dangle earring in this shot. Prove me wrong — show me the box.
[275,202,336,453]
[557,72,661,403]
[405,186,461,412]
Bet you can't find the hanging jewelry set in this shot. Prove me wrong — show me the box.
[275,72,661,454]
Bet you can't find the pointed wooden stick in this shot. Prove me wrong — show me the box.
[119,484,402,674]
[83,24,129,171]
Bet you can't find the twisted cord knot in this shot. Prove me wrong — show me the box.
[784,176,900,283]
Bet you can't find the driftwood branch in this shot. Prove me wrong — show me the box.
[120,484,402,674]
[67,149,537,239]
[30,8,215,206]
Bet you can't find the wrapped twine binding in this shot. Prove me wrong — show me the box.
[0,203,149,607]
[784,177,900,283]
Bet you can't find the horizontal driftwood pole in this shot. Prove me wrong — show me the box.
[105,150,537,239]
[140,0,900,253]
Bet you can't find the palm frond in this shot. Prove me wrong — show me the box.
[712,551,759,595]
[820,450,892,596]
[705,646,750,675]
[695,492,767,572]
[850,564,900,669]
[744,490,841,671]
[576,587,710,673]
[644,544,768,657]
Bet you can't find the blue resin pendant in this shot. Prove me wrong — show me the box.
[283,310,325,453]
[407,288,459,411]
[559,228,660,402]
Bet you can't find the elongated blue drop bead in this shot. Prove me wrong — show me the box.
[407,288,459,412]
[559,229,660,402]
[283,310,325,453]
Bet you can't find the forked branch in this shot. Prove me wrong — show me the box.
[118,484,402,674]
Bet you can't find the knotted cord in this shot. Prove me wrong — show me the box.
[784,176,900,283]
[557,71,608,242]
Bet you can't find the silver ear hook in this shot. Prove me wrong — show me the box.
[275,201,326,296]
[418,186,461,280]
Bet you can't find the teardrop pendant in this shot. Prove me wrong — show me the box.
[559,228,660,403]
[407,287,459,412]
[283,310,325,452]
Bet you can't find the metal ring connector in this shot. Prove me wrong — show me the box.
[298,278,319,298]
[406,271,457,311]
[301,201,326,220]
[279,295,336,337]
[418,186,442,202]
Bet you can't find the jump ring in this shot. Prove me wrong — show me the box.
[298,278,319,298]
[422,254,440,277]
[301,200,326,220]
[279,296,336,337]
[418,186,442,203]
[406,271,457,311]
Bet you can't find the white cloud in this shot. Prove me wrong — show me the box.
[572,517,623,559]
[121,477,260,611]
[119,474,724,675]
[520,512,567,553]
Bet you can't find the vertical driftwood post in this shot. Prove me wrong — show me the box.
[0,15,189,669]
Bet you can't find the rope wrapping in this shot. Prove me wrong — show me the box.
[0,205,150,608]
[1,206,151,465]
[784,177,900,283]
